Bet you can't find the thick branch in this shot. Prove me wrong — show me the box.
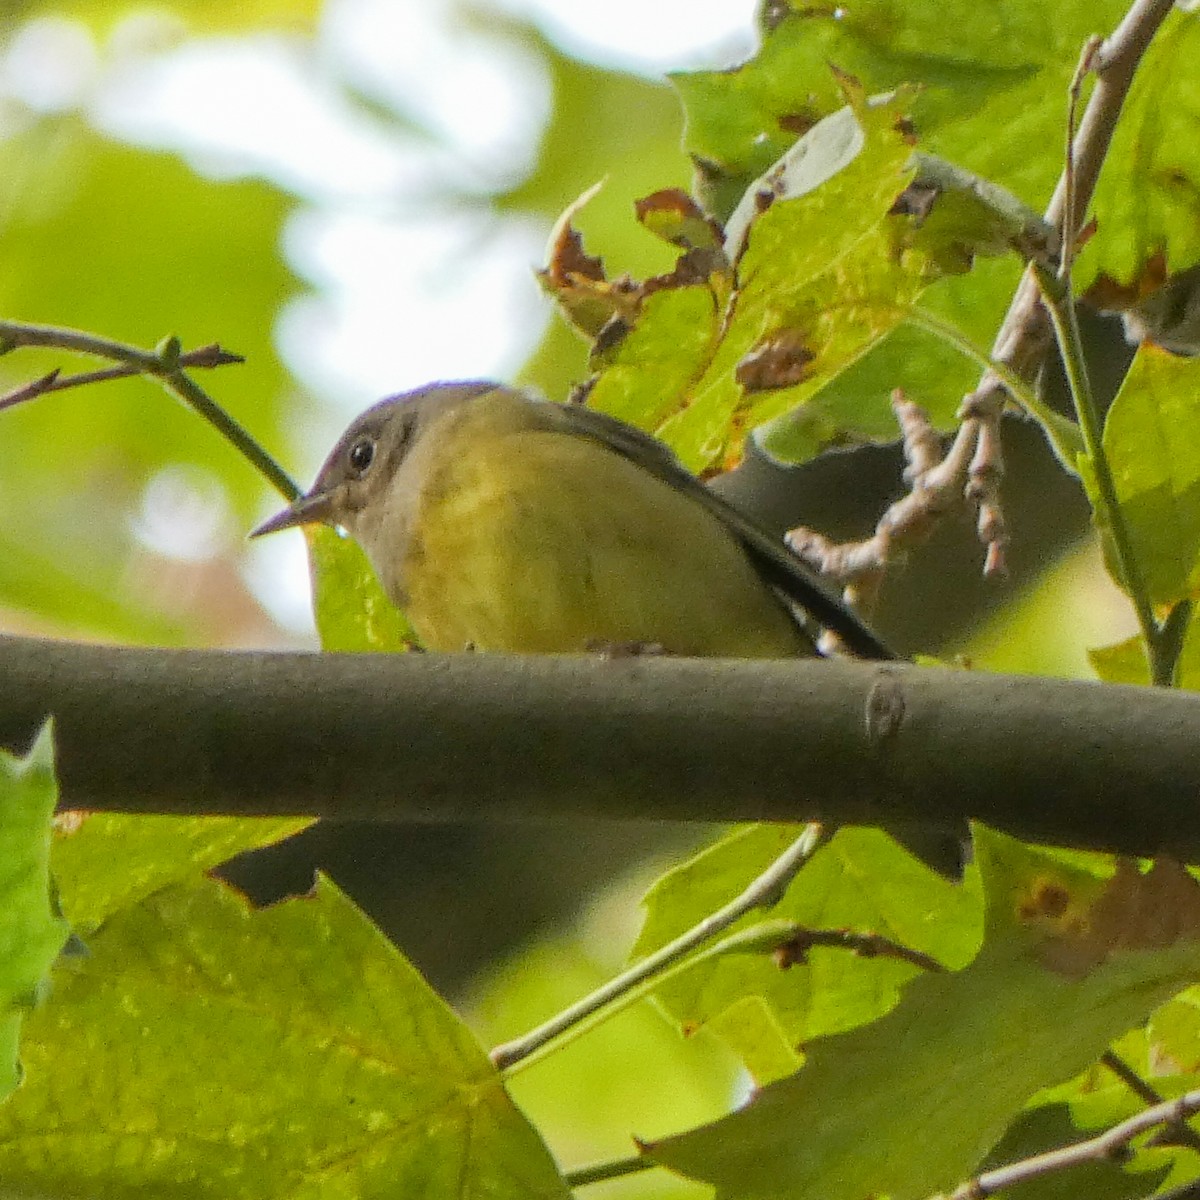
[2,635,1199,858]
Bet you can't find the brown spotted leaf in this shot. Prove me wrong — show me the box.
[647,827,1200,1200]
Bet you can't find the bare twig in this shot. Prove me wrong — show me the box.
[1061,36,1104,285]
[489,824,829,1073]
[941,1087,1200,1199]
[800,0,1175,603]
[0,344,243,412]
[951,0,1175,535]
[770,921,947,974]
[0,369,61,409]
[789,391,976,637]
[565,1154,655,1190]
[0,319,297,499]
[1100,1051,1200,1153]
[979,0,1175,383]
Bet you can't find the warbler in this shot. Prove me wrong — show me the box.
[252,381,896,661]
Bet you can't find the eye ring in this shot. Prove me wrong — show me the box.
[348,438,375,476]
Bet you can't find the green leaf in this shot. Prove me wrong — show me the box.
[582,93,1026,472]
[505,34,695,404]
[1088,635,1151,686]
[0,724,71,1100]
[1080,13,1200,291]
[756,258,1017,459]
[1099,346,1200,605]
[2,875,568,1199]
[675,6,1070,216]
[469,934,738,1184]
[52,811,311,934]
[581,285,726,437]
[305,525,419,652]
[632,825,979,1083]
[669,2,1200,461]
[1148,989,1200,1075]
[675,2,1200,289]
[647,827,1200,1200]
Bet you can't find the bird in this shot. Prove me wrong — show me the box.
[251,380,896,663]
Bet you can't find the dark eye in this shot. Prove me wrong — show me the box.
[348,438,375,475]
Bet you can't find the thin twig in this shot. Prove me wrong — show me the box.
[792,1,1172,602]
[942,1086,1200,1199]
[565,1153,654,1189]
[913,0,1174,574]
[160,364,300,500]
[1100,1050,1200,1153]
[0,319,299,499]
[770,923,947,974]
[489,824,829,1074]
[1101,1050,1170,1109]
[1061,36,1104,285]
[0,369,61,409]
[983,0,1176,381]
[0,345,243,411]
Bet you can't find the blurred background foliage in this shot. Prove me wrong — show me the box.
[0,2,1156,1186]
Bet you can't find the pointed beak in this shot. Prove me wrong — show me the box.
[250,490,335,538]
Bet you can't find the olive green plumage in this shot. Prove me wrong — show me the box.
[254,381,894,662]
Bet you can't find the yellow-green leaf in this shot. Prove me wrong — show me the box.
[0,724,71,1100]
[649,827,1200,1200]
[52,811,311,934]
[633,825,979,1082]
[1100,347,1200,605]
[3,875,568,1198]
[305,525,419,652]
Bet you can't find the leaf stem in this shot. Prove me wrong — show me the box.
[489,823,828,1075]
[1029,265,1167,683]
[564,1153,654,1189]
[0,318,300,500]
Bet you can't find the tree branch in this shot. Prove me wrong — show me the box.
[944,1087,1200,1199]
[2,634,1199,859]
[927,0,1176,573]
[491,825,827,1073]
[0,344,243,411]
[983,0,1175,386]
[0,319,298,499]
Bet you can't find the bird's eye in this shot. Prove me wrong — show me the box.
[348,438,375,475]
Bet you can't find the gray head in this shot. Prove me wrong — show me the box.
[251,380,499,541]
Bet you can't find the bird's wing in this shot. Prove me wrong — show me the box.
[542,400,898,661]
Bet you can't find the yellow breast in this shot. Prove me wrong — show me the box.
[399,422,811,658]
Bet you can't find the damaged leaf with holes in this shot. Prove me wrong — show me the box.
[645,826,1200,1200]
[543,79,1049,473]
